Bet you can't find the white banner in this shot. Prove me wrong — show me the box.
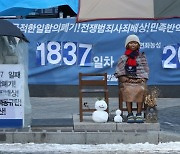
[0,64,24,121]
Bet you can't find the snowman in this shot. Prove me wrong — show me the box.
[114,109,123,123]
[92,99,108,123]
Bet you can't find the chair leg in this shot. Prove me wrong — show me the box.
[119,91,124,114]
[143,103,147,118]
[79,92,83,122]
[105,92,109,113]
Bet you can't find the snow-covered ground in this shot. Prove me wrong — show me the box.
[0,142,180,154]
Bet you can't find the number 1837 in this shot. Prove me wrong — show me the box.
[36,41,92,66]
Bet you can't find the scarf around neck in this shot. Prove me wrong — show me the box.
[124,49,139,76]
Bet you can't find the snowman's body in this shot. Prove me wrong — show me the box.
[92,100,108,123]
[114,109,123,123]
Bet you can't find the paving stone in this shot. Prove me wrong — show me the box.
[73,114,116,131]
[117,123,160,132]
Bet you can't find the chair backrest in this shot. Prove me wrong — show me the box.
[79,73,108,90]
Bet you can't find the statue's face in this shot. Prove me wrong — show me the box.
[127,41,139,51]
[95,100,107,111]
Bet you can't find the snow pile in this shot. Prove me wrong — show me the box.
[0,142,180,153]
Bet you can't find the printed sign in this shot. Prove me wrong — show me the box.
[0,64,24,127]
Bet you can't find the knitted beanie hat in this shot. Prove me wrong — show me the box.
[125,34,140,47]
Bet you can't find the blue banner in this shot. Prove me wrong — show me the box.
[0,0,78,15]
[9,18,180,85]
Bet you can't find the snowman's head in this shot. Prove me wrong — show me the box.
[115,109,122,115]
[95,100,107,111]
